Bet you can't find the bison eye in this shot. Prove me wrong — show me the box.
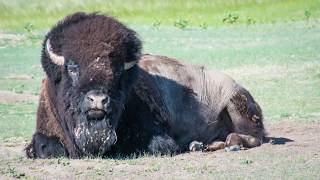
[67,61,79,86]
[114,67,123,78]
[115,71,122,77]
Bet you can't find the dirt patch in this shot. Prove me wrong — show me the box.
[0,90,38,103]
[0,33,27,48]
[4,75,34,80]
[224,60,320,80]
[0,121,319,179]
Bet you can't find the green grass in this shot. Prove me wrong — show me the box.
[0,21,319,140]
[139,22,320,122]
[0,44,43,94]
[0,103,36,140]
[0,3,319,178]
[0,0,320,31]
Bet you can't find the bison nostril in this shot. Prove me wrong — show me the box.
[101,96,110,106]
[87,96,94,102]
[84,90,111,114]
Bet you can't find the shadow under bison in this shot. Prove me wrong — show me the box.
[26,12,265,158]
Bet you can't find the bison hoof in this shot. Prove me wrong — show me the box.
[189,141,203,152]
[225,145,241,152]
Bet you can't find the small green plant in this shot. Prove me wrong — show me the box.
[127,159,138,165]
[240,159,253,165]
[152,20,162,30]
[10,84,25,94]
[146,163,161,172]
[183,165,197,173]
[223,13,239,24]
[57,157,70,166]
[174,19,189,29]
[24,23,36,42]
[304,10,312,20]
[6,167,26,179]
[246,18,256,25]
[24,23,34,33]
[199,22,208,29]
[95,168,104,176]
[280,112,291,118]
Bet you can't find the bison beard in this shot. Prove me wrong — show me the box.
[73,116,117,156]
[68,88,120,156]
[26,12,265,159]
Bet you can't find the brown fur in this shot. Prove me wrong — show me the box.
[25,77,79,158]
[26,12,141,158]
[136,54,265,150]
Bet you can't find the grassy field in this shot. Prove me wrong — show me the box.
[0,0,320,31]
[0,1,320,179]
[1,21,319,140]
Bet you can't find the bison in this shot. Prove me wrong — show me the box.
[26,12,142,158]
[26,12,265,158]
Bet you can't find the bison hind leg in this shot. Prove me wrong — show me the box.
[225,133,261,149]
[226,88,265,148]
[202,134,260,153]
[148,135,180,155]
[25,133,67,158]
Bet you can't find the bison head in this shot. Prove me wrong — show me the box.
[42,12,141,156]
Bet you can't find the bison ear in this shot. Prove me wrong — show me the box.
[41,38,65,84]
[124,60,138,70]
[124,33,142,70]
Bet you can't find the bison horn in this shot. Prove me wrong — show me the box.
[45,39,65,65]
[124,60,138,70]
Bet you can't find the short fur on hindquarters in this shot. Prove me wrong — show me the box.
[133,55,265,153]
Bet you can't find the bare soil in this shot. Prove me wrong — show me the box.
[0,33,27,48]
[0,91,38,104]
[0,121,319,179]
